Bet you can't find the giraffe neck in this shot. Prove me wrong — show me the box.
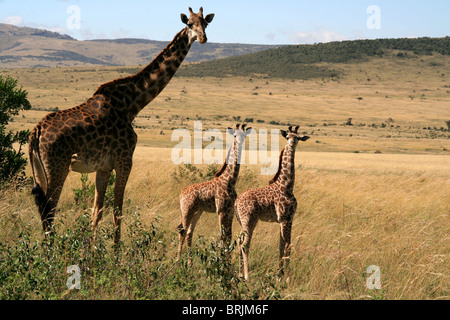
[274,144,296,192]
[95,27,192,122]
[217,140,242,186]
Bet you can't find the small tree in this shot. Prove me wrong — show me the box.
[445,120,450,131]
[0,75,32,187]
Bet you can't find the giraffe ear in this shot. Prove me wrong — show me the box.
[227,127,234,135]
[181,13,189,25]
[205,13,215,24]
[280,130,288,139]
[245,127,253,135]
[299,135,310,142]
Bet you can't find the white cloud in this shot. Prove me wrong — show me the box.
[46,26,68,34]
[25,22,68,35]
[111,28,132,39]
[2,15,24,26]
[290,28,347,44]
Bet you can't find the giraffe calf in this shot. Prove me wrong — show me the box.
[235,126,309,280]
[177,124,252,264]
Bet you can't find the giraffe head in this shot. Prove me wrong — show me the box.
[280,126,310,148]
[180,7,215,44]
[227,123,253,146]
[215,124,252,177]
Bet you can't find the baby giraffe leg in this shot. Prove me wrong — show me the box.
[185,210,203,266]
[239,216,257,281]
[278,220,292,276]
[177,206,202,266]
[218,210,233,245]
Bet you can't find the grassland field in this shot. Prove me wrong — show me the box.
[0,52,449,299]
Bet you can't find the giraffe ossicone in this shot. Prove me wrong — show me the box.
[28,8,214,244]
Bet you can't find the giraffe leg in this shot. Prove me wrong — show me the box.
[239,215,257,281]
[218,209,233,245]
[177,203,197,262]
[112,160,132,245]
[185,210,203,266]
[217,209,234,265]
[91,169,113,232]
[279,219,293,276]
[176,223,186,263]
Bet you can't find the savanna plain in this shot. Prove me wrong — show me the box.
[0,51,449,300]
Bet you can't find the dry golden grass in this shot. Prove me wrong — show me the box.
[6,146,446,299]
[2,51,450,154]
[0,52,449,299]
[131,147,449,300]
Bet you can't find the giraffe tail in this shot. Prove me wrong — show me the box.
[29,125,48,214]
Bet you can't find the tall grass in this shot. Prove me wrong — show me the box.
[0,175,281,300]
[0,147,448,299]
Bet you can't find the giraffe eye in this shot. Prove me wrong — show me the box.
[187,23,193,29]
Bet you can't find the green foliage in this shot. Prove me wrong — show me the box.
[171,163,220,185]
[0,74,31,187]
[178,37,450,79]
[73,172,116,210]
[0,206,282,300]
[0,166,282,300]
[195,233,242,299]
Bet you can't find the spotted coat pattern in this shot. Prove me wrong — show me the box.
[234,126,310,280]
[177,125,252,263]
[28,8,214,244]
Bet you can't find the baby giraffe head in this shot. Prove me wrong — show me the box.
[281,126,310,148]
[227,123,253,146]
[180,7,215,44]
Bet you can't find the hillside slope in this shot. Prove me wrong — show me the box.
[0,23,277,68]
[178,37,450,79]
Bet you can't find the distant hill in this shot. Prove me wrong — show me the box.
[0,23,278,68]
[177,37,450,79]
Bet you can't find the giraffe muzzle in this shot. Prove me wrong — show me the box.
[198,34,207,44]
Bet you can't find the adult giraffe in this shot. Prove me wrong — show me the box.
[28,7,214,244]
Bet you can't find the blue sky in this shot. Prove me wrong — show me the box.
[1,0,449,44]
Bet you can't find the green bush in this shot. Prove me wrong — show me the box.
[0,168,282,300]
[73,172,116,209]
[0,206,282,300]
[0,75,31,187]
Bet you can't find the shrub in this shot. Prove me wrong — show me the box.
[73,172,116,210]
[0,75,32,187]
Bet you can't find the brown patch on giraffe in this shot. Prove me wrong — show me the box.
[214,162,228,178]
[268,148,285,185]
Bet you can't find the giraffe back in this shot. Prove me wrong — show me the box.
[235,180,298,224]
[180,174,239,214]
